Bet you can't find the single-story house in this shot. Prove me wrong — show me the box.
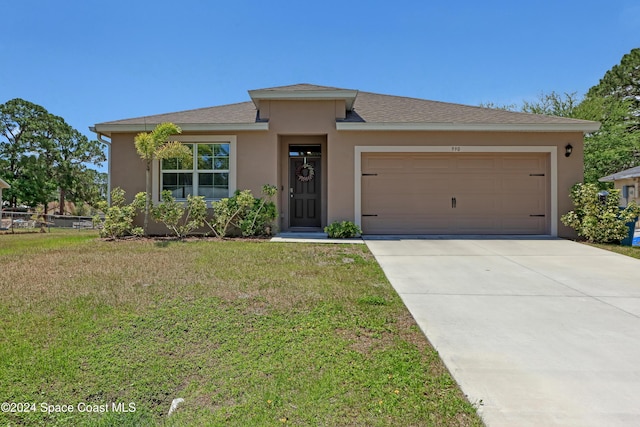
[0,177,9,211]
[599,166,640,207]
[0,178,9,229]
[92,84,599,237]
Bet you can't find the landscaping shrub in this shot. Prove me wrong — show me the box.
[561,183,640,243]
[151,190,207,238]
[324,220,362,238]
[95,188,145,239]
[206,185,277,237]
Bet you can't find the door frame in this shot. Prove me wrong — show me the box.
[279,135,328,231]
[289,156,322,228]
[354,146,558,236]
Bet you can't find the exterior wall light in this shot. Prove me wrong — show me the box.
[565,144,573,157]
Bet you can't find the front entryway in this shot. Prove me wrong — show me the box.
[289,145,321,228]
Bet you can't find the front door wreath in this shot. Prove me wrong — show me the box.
[295,163,315,182]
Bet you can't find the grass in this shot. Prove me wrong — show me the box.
[0,230,481,426]
[587,242,640,259]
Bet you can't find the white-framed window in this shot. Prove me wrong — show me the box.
[153,136,236,202]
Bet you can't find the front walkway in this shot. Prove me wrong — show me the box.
[270,232,364,244]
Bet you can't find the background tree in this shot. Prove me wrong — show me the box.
[69,169,108,210]
[586,48,640,131]
[0,99,51,208]
[11,155,58,210]
[134,122,190,234]
[580,48,640,183]
[41,116,106,214]
[480,48,640,186]
[0,98,106,212]
[520,91,582,117]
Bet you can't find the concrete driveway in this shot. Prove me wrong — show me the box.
[364,237,640,427]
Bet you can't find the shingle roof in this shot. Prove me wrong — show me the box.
[99,101,259,125]
[95,83,598,129]
[252,83,350,92]
[599,166,640,182]
[346,91,595,125]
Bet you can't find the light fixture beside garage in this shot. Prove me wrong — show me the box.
[565,144,573,157]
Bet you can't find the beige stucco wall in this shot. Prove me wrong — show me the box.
[610,178,640,208]
[326,130,584,238]
[107,99,585,237]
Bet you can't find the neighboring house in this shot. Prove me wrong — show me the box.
[599,166,640,208]
[0,178,9,218]
[92,84,599,237]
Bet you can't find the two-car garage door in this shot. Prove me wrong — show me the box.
[361,152,550,235]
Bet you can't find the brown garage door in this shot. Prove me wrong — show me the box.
[361,152,550,234]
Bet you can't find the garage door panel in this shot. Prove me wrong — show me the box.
[411,157,453,169]
[363,214,454,234]
[365,156,406,170]
[455,158,498,169]
[364,194,450,215]
[500,177,545,192]
[501,156,547,170]
[361,152,549,235]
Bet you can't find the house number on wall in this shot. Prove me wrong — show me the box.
[451,146,461,152]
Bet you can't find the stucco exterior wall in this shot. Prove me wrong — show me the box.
[107,99,585,237]
[610,178,640,208]
[326,130,584,238]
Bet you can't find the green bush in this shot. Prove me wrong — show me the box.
[324,220,362,238]
[206,185,278,237]
[95,188,145,239]
[561,183,640,243]
[151,191,207,238]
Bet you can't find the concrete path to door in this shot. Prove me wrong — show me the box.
[364,236,640,427]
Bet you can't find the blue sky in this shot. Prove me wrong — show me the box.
[2,1,639,172]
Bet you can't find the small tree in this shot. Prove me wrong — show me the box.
[238,184,277,236]
[561,183,640,243]
[134,123,191,235]
[206,190,255,237]
[206,185,278,237]
[151,190,207,238]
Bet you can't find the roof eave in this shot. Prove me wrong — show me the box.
[249,89,359,110]
[93,122,269,136]
[336,122,601,133]
[0,178,10,189]
[599,173,640,182]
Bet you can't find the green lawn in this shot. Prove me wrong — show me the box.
[0,230,481,426]
[587,242,640,259]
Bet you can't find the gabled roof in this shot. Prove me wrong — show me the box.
[249,83,358,110]
[93,83,600,135]
[599,166,640,182]
[0,178,10,189]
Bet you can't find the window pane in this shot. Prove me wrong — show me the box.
[162,173,193,199]
[198,144,214,170]
[162,144,193,170]
[214,144,229,157]
[197,173,214,199]
[213,173,229,198]
[162,158,178,169]
[214,157,229,170]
